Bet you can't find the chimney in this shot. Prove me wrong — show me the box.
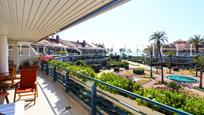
[56,35,59,43]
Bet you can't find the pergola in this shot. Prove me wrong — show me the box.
[0,0,128,73]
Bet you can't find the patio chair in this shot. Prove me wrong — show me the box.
[0,64,18,86]
[14,67,38,104]
[0,91,9,103]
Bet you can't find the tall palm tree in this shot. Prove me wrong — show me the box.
[194,56,204,88]
[144,45,154,78]
[149,31,168,83]
[189,35,204,53]
[166,51,176,74]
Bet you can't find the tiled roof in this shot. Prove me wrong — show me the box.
[35,38,104,49]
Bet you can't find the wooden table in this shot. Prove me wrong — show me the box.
[0,101,24,115]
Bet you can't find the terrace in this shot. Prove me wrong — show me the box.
[0,71,89,115]
[0,0,193,115]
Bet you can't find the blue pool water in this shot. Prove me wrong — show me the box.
[167,75,199,83]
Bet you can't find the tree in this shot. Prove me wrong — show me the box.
[119,48,127,58]
[144,45,154,78]
[194,56,204,88]
[189,35,204,53]
[166,51,176,74]
[127,48,132,56]
[149,31,168,83]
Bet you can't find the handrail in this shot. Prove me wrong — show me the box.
[46,61,192,115]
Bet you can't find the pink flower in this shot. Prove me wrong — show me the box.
[40,55,54,61]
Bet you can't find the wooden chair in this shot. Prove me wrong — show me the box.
[14,67,38,104]
[0,91,9,103]
[0,64,18,86]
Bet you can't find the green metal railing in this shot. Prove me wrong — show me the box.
[41,61,192,115]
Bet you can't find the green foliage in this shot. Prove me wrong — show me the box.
[133,83,143,94]
[48,60,204,115]
[73,60,87,67]
[167,82,181,90]
[133,88,204,114]
[173,67,179,71]
[89,64,101,73]
[133,68,145,74]
[49,60,96,81]
[107,60,129,68]
[97,72,132,93]
[114,67,120,72]
[57,51,66,54]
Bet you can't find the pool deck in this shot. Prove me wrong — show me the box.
[126,60,204,97]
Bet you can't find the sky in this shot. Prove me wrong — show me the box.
[59,0,204,53]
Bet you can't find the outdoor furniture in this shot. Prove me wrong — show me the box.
[0,64,18,87]
[0,91,9,103]
[0,65,19,104]
[14,67,38,104]
[0,101,24,115]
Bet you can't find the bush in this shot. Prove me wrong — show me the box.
[114,67,120,72]
[173,67,179,71]
[74,60,87,67]
[124,65,129,70]
[97,72,132,93]
[90,64,101,73]
[133,68,144,74]
[167,82,180,90]
[133,83,142,94]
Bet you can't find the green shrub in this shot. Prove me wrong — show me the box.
[173,67,179,71]
[114,67,120,72]
[133,83,142,94]
[133,68,144,74]
[48,60,96,81]
[74,60,87,67]
[167,82,181,90]
[97,72,132,93]
[124,65,129,70]
[90,64,101,73]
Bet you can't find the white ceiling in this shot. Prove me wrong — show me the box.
[0,0,127,42]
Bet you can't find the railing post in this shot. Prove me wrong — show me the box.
[91,82,97,115]
[65,71,69,92]
[53,65,57,81]
[46,62,49,75]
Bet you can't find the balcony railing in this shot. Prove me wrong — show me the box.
[41,61,191,115]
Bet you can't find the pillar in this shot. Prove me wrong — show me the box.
[0,35,8,73]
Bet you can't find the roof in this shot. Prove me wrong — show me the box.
[174,39,189,44]
[35,38,104,50]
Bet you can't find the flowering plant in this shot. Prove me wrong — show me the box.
[40,55,54,61]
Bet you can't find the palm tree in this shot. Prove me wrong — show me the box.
[194,56,204,88]
[149,31,168,83]
[127,48,132,56]
[189,35,204,53]
[144,45,154,78]
[166,51,176,74]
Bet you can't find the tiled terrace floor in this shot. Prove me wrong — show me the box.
[0,71,90,115]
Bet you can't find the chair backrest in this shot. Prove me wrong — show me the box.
[9,64,16,84]
[20,67,38,88]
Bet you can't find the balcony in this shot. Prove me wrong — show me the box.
[0,71,89,115]
[0,61,192,115]
[34,61,190,115]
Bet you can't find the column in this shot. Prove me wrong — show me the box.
[0,35,8,73]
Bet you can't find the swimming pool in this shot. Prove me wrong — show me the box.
[167,75,199,83]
